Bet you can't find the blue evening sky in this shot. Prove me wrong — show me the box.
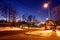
[0,0,60,22]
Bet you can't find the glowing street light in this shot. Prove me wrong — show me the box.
[43,3,49,8]
[43,2,50,30]
[43,2,50,20]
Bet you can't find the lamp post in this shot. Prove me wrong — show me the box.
[43,2,50,30]
[43,2,50,20]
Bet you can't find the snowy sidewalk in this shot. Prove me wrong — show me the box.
[25,30,52,37]
[25,30,60,37]
[0,27,23,31]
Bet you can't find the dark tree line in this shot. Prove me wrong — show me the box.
[22,14,36,22]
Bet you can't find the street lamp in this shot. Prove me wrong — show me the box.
[43,2,50,20]
[43,2,50,30]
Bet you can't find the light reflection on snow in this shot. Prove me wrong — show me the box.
[56,30,60,37]
[0,27,23,31]
[25,30,52,37]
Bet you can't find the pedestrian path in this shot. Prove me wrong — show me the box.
[0,27,23,31]
[25,30,60,37]
[25,30,52,37]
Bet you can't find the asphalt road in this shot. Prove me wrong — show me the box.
[0,29,60,40]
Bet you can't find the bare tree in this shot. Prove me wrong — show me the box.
[22,14,27,22]
[27,15,33,22]
[32,16,36,22]
[0,3,17,22]
[53,5,60,20]
[52,5,60,31]
[0,0,8,22]
[1,5,8,22]
[11,9,17,22]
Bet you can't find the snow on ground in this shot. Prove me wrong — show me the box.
[24,27,45,30]
[25,30,52,37]
[0,27,45,31]
[0,27,23,31]
[56,30,60,37]
[25,30,60,37]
